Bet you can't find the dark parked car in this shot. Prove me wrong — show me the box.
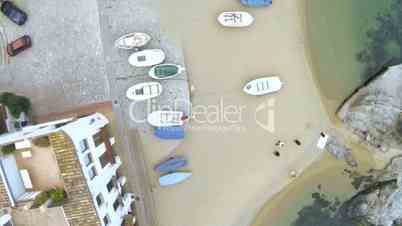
[7,35,31,56]
[0,1,27,25]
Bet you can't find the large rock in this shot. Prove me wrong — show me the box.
[340,157,402,226]
[337,65,402,152]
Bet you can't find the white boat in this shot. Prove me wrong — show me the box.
[114,32,151,49]
[159,172,192,187]
[217,11,254,27]
[243,76,283,96]
[147,111,184,127]
[149,64,186,80]
[126,82,162,101]
[128,49,165,67]
[317,132,329,150]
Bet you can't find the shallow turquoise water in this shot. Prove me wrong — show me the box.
[307,0,393,110]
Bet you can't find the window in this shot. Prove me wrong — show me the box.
[93,132,103,147]
[78,139,89,152]
[96,193,104,207]
[99,152,109,168]
[113,199,119,211]
[83,153,93,166]
[103,215,110,226]
[106,179,114,192]
[88,166,97,180]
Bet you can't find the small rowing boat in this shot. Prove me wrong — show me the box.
[126,82,162,101]
[114,32,151,49]
[147,111,185,127]
[159,172,192,187]
[128,49,165,67]
[243,76,283,96]
[217,11,254,27]
[154,156,188,173]
[149,64,186,80]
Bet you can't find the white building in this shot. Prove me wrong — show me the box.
[0,113,135,226]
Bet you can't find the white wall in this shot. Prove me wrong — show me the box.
[0,155,25,201]
[62,113,129,226]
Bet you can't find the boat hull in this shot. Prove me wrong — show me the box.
[154,126,185,140]
[149,64,186,80]
[217,11,254,27]
[240,0,273,7]
[115,32,151,49]
[243,76,283,96]
[128,49,165,67]
[126,82,162,101]
[154,156,188,173]
[159,172,192,187]
[147,111,184,127]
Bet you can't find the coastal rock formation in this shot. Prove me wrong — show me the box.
[340,157,402,226]
[337,64,402,152]
[326,136,357,167]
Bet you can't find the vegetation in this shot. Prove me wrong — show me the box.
[0,92,31,118]
[49,188,67,206]
[1,144,16,155]
[33,136,51,147]
[356,0,402,79]
[31,192,50,208]
[31,188,67,208]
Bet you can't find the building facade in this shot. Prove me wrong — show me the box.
[0,113,135,226]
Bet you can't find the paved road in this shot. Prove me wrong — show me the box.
[0,0,190,226]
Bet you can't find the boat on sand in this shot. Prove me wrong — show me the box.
[240,0,273,7]
[128,49,165,67]
[147,111,185,127]
[217,11,254,27]
[154,156,188,173]
[114,32,151,50]
[159,172,192,187]
[149,64,186,80]
[126,82,162,101]
[154,126,185,140]
[243,76,283,96]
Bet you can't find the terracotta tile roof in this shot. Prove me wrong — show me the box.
[0,174,11,208]
[49,132,101,226]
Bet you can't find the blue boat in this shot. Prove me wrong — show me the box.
[154,156,188,173]
[240,0,272,7]
[154,126,185,140]
[159,172,192,187]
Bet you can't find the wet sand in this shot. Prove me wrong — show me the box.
[137,1,332,226]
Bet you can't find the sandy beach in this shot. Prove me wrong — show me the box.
[136,1,332,226]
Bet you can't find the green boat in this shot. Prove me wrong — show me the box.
[148,64,186,80]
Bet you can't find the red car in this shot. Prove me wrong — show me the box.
[7,35,31,56]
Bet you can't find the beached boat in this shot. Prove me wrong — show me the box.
[240,0,273,7]
[243,76,283,96]
[114,32,151,50]
[154,126,185,140]
[126,82,162,101]
[159,172,192,187]
[317,132,329,149]
[148,64,186,80]
[154,156,188,173]
[128,49,165,67]
[217,11,254,27]
[147,111,185,127]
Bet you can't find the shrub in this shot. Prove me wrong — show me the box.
[0,92,31,118]
[1,144,15,155]
[49,188,66,206]
[31,192,50,208]
[33,136,51,147]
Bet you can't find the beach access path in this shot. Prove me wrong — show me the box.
[138,1,333,226]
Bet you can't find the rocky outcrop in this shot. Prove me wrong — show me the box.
[326,136,358,167]
[340,157,402,226]
[337,65,402,152]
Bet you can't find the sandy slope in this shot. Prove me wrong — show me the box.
[138,1,331,226]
